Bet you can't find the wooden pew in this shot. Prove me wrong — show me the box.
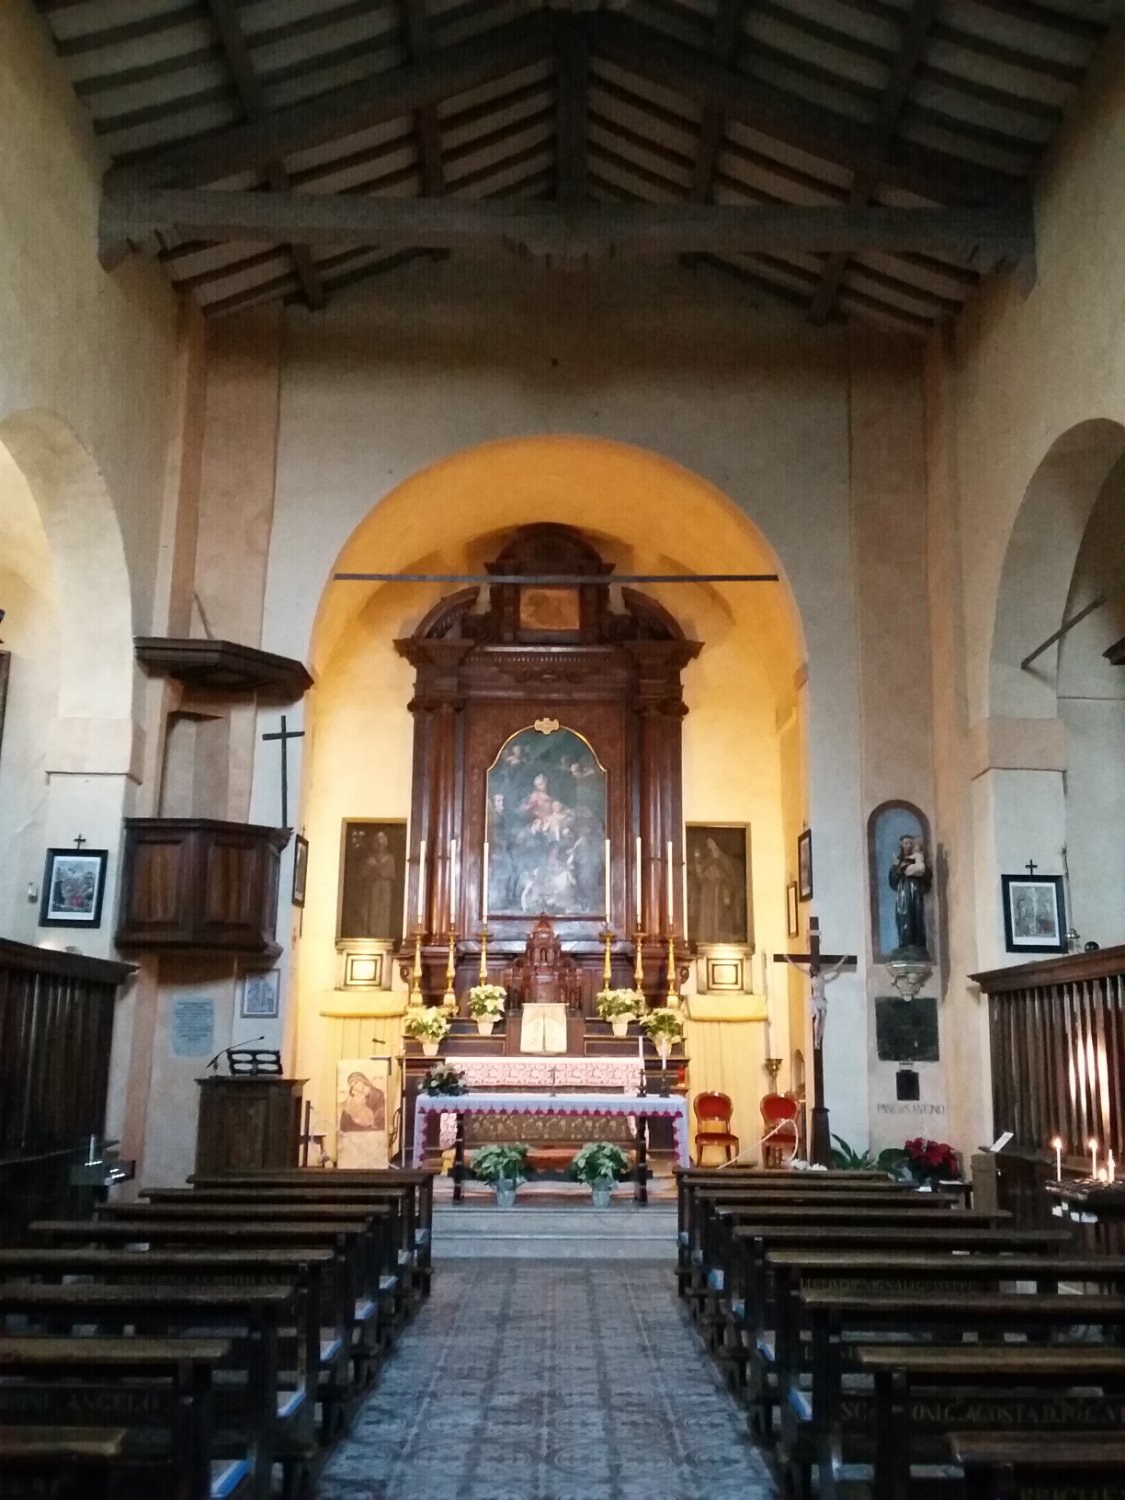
[948,1432,1125,1500]
[857,1346,1125,1500]
[0,1426,125,1500]
[0,1336,239,1500]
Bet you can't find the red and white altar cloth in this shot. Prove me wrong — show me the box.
[412,1091,691,1169]
[427,1057,645,1148]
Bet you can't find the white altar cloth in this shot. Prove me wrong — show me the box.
[430,1057,645,1147]
[413,1090,690,1168]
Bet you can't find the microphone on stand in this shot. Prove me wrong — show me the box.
[206,1034,267,1073]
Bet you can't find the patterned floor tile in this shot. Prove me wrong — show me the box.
[316,1261,777,1500]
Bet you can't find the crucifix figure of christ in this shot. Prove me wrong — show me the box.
[261,714,305,827]
[774,916,857,1168]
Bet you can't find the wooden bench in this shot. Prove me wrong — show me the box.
[857,1345,1125,1500]
[948,1431,1125,1500]
[0,1425,125,1500]
[0,1336,241,1500]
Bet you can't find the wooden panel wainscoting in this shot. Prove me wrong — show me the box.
[0,940,134,1241]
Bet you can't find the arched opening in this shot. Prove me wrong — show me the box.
[290,434,807,1163]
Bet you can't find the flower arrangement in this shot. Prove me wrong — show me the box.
[421,1061,467,1096]
[596,988,644,1020]
[471,1143,530,1184]
[639,1007,684,1043]
[403,1008,451,1043]
[569,1141,631,1185]
[904,1137,959,1184]
[467,983,507,1019]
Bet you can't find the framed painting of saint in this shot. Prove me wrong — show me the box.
[338,820,407,943]
[686,824,751,946]
[486,725,606,917]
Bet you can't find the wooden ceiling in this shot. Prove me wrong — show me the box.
[34,0,1118,331]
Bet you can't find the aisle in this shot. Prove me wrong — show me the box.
[316,1261,776,1500]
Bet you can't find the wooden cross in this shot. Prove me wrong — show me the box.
[1024,859,1039,876]
[72,835,87,850]
[774,916,857,1167]
[261,714,305,827]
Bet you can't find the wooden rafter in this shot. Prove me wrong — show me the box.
[688,0,744,203]
[102,189,1033,265]
[555,22,589,207]
[203,0,325,311]
[403,0,446,197]
[808,0,940,326]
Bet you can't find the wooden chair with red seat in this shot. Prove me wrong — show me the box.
[693,1092,740,1165]
[759,1091,800,1168]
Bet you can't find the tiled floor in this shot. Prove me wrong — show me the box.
[316,1261,777,1500]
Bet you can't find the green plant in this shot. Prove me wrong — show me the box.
[830,1134,909,1175]
[468,983,507,1018]
[569,1141,631,1184]
[404,1008,451,1043]
[471,1143,530,1184]
[421,1061,467,1096]
[596,988,644,1020]
[639,1007,684,1042]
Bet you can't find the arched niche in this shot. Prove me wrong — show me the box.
[866,800,934,964]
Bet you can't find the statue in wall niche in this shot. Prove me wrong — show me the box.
[888,834,931,958]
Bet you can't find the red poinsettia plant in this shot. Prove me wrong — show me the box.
[904,1137,959,1184]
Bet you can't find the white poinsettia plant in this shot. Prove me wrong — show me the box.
[467,983,507,1018]
[404,1008,451,1042]
[639,1007,684,1042]
[596,988,644,1020]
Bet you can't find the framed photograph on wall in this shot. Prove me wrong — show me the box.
[786,881,800,937]
[1001,873,1067,954]
[292,834,309,907]
[241,969,280,1019]
[39,848,109,928]
[797,828,813,903]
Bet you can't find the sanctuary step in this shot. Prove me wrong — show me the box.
[432,1202,676,1261]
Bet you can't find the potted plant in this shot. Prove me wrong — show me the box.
[570,1141,631,1208]
[596,987,644,1038]
[904,1136,959,1189]
[467,982,507,1036]
[639,1006,684,1064]
[831,1134,909,1175]
[421,1061,467,1096]
[404,1007,451,1057]
[471,1142,530,1208]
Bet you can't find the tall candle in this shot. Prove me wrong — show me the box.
[666,840,674,931]
[449,839,458,927]
[763,956,773,1055]
[604,839,612,922]
[416,839,427,926]
[1089,1138,1099,1182]
[482,841,490,921]
[635,836,643,928]
[1052,1136,1063,1182]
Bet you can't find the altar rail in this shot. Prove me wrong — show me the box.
[0,939,133,1241]
[973,945,1125,1158]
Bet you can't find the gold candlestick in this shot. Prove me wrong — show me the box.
[442,929,458,1013]
[408,930,425,1008]
[763,1057,783,1095]
[633,928,646,1007]
[665,931,680,1010]
[478,924,489,986]
[601,926,614,989]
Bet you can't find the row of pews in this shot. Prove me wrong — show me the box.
[0,1167,434,1500]
[677,1166,1125,1500]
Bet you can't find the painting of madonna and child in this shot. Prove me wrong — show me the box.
[486,727,607,918]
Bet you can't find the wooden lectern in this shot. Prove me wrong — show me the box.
[194,1075,305,1175]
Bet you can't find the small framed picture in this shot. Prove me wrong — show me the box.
[1001,873,1067,954]
[786,881,800,937]
[39,848,109,928]
[292,834,309,907]
[241,969,280,1019]
[797,828,813,903]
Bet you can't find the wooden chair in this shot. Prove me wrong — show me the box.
[760,1092,800,1167]
[693,1093,740,1165]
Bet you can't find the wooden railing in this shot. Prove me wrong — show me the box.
[972,945,1125,1158]
[0,938,134,1240]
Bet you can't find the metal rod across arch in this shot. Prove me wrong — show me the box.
[333,572,779,584]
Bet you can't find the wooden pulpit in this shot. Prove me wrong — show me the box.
[194,1075,305,1175]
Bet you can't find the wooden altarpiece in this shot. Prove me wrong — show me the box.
[395,525,700,1009]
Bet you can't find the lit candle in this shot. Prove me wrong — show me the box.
[416,839,427,927]
[666,840,674,930]
[1051,1136,1063,1182]
[604,838,612,922]
[1089,1138,1099,1182]
[763,956,773,1056]
[635,836,643,928]
[449,839,458,927]
[637,1032,644,1065]
[1109,1150,1117,1185]
[482,841,489,921]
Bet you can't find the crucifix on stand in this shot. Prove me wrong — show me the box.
[261,715,305,827]
[774,915,856,1168]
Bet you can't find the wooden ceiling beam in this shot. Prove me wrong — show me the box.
[585,11,1018,206]
[555,21,589,207]
[808,0,940,326]
[403,0,446,198]
[102,187,1032,264]
[204,0,325,310]
[688,0,744,204]
[104,12,551,193]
